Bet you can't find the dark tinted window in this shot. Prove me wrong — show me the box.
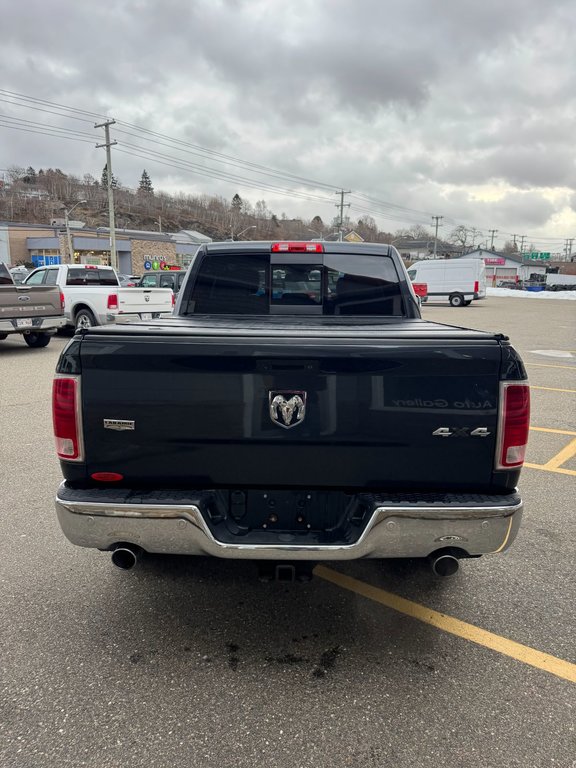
[97,269,118,286]
[66,268,117,286]
[185,252,403,316]
[271,264,322,306]
[188,254,268,314]
[323,254,403,316]
[159,273,175,289]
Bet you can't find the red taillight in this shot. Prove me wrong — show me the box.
[413,283,427,297]
[496,382,530,469]
[271,242,324,253]
[91,472,124,482]
[107,294,118,310]
[52,375,84,462]
[84,265,97,269]
[60,291,65,310]
[474,280,479,293]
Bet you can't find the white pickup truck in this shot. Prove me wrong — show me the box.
[23,264,173,330]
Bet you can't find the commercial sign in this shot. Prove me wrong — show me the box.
[143,258,181,271]
[484,257,505,265]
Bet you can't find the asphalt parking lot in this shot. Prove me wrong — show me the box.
[1,297,575,768]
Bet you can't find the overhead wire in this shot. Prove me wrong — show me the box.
[0,90,574,242]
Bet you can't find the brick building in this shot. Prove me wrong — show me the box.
[0,223,210,273]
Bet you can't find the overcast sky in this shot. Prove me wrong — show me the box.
[1,0,575,250]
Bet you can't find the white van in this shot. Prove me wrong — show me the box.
[406,259,486,307]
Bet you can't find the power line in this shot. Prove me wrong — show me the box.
[2,90,575,242]
[0,89,340,194]
[114,146,334,206]
[0,113,336,208]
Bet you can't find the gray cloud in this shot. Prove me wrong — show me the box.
[0,0,575,240]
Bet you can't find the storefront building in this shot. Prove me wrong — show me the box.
[0,223,210,273]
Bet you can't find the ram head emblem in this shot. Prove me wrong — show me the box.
[269,391,307,429]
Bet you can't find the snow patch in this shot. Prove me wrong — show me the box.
[486,287,576,300]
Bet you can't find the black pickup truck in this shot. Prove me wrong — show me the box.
[53,242,530,577]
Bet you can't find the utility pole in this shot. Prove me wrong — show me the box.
[489,229,498,249]
[519,235,526,255]
[334,190,351,241]
[431,215,443,258]
[512,234,518,252]
[95,119,118,271]
[62,200,87,264]
[568,238,574,261]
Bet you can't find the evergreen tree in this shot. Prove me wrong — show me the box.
[231,193,243,211]
[138,169,154,195]
[23,167,37,184]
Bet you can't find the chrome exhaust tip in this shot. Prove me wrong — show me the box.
[111,545,142,571]
[430,552,460,577]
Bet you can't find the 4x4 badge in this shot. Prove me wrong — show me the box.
[269,391,307,429]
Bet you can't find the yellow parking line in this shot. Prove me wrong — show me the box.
[524,462,576,477]
[529,427,576,436]
[531,386,576,393]
[315,566,576,684]
[542,438,576,470]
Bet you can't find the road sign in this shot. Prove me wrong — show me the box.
[526,252,550,260]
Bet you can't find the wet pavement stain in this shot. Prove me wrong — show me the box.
[265,653,308,666]
[226,642,240,670]
[312,646,342,678]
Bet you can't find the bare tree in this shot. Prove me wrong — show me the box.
[449,225,471,247]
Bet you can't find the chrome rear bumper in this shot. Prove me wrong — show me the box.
[55,484,523,561]
[0,316,66,333]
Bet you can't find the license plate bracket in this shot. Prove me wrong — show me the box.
[16,318,33,328]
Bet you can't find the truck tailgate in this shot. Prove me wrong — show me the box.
[117,288,173,315]
[74,319,506,492]
[0,285,62,320]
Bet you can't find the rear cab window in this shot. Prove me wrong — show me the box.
[66,267,118,286]
[184,248,406,316]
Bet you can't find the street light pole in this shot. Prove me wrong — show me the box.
[232,226,256,240]
[432,216,443,258]
[62,200,87,264]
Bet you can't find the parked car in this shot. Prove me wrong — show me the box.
[0,263,66,347]
[545,274,576,291]
[136,270,186,294]
[23,264,173,330]
[497,280,523,289]
[9,267,29,285]
[118,274,141,287]
[53,241,529,579]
